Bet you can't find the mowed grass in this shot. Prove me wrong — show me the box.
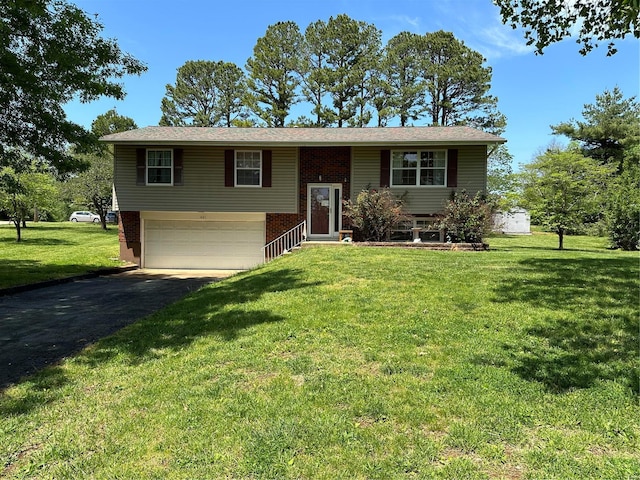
[0,222,122,289]
[1,233,638,479]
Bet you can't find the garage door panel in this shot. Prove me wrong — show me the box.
[144,217,265,269]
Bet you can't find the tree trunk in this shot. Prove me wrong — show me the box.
[14,219,22,242]
[558,228,564,250]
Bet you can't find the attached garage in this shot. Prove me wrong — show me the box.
[142,212,265,269]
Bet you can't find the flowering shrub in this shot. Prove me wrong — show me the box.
[439,190,494,243]
[343,188,410,242]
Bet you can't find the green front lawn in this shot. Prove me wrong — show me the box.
[1,233,638,478]
[0,222,122,289]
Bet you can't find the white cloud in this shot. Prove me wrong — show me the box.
[388,14,421,29]
[476,25,535,60]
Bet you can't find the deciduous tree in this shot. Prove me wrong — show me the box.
[0,160,59,241]
[494,0,640,55]
[65,110,137,229]
[0,0,145,173]
[91,108,138,139]
[606,146,640,250]
[519,146,614,249]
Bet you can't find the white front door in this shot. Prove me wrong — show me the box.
[308,184,342,238]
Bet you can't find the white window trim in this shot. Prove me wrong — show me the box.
[146,149,173,186]
[235,150,262,188]
[390,149,447,187]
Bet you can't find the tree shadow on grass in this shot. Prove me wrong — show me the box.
[492,257,639,394]
[0,267,321,416]
[0,237,76,246]
[0,260,108,291]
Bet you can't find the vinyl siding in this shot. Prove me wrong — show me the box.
[114,145,298,213]
[351,145,487,215]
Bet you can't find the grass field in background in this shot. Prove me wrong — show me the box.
[1,232,638,478]
[0,222,122,289]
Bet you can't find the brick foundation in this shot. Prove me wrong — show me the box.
[118,211,141,265]
[266,213,305,244]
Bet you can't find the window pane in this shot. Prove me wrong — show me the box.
[393,169,416,185]
[148,168,172,184]
[421,151,445,168]
[237,169,260,185]
[393,151,417,168]
[420,170,433,185]
[148,150,172,167]
[420,169,445,186]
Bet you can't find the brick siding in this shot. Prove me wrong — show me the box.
[266,146,352,242]
[118,211,141,265]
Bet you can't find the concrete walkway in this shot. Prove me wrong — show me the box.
[0,269,238,389]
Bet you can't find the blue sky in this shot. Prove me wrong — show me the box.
[65,0,639,168]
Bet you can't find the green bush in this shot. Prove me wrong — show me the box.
[438,190,494,243]
[606,150,640,250]
[343,188,410,241]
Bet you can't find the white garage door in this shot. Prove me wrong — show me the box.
[144,214,265,269]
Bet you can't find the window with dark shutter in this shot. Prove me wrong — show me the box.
[173,148,183,186]
[262,150,272,187]
[224,149,234,187]
[447,149,458,188]
[136,148,146,186]
[380,150,390,188]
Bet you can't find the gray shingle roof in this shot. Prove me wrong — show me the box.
[100,126,506,146]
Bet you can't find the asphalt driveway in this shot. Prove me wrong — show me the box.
[0,269,237,389]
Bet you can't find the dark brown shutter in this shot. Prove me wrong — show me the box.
[380,149,390,188]
[224,149,234,187]
[136,148,146,185]
[262,150,272,187]
[173,148,183,186]
[447,149,458,187]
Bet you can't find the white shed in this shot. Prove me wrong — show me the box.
[492,209,531,235]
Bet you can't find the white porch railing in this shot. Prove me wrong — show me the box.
[263,221,307,263]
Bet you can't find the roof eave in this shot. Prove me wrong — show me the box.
[101,139,507,147]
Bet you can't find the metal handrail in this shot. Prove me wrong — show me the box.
[262,220,307,262]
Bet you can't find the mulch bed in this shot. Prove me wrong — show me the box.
[353,242,489,251]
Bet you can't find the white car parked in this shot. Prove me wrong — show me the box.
[69,211,100,223]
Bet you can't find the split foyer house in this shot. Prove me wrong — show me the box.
[101,126,506,270]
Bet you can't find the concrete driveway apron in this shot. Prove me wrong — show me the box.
[0,269,237,389]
